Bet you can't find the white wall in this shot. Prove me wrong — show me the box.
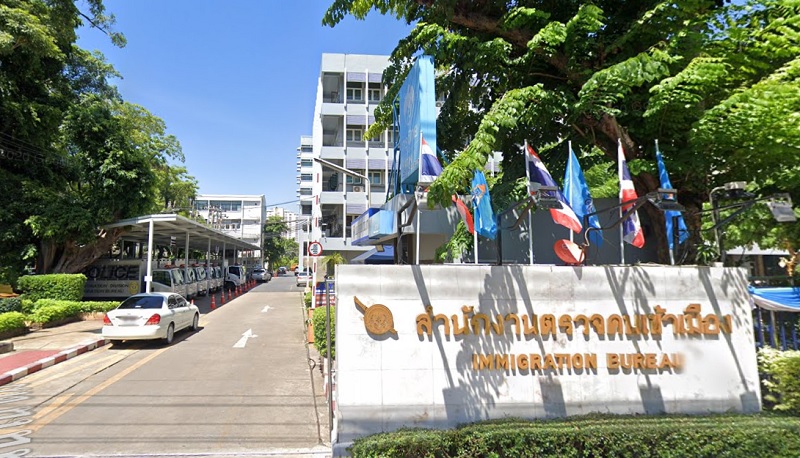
[333,264,760,453]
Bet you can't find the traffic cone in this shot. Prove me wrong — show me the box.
[227,289,232,301]
[210,294,216,310]
[191,299,195,306]
[220,291,225,305]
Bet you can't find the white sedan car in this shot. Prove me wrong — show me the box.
[102,292,200,345]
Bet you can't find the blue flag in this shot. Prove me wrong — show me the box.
[656,144,689,250]
[471,170,497,240]
[564,145,602,246]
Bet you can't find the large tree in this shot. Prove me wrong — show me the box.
[323,0,800,264]
[0,0,196,277]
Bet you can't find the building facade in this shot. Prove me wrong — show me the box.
[297,54,395,267]
[266,206,300,241]
[194,194,265,265]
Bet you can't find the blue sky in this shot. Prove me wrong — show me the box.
[77,1,412,214]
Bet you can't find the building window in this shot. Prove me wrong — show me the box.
[194,200,209,211]
[387,129,395,146]
[346,128,363,143]
[299,188,313,196]
[346,175,363,185]
[301,159,313,168]
[346,84,363,102]
[211,200,241,212]
[368,131,383,143]
[369,171,382,185]
[368,89,381,103]
[244,200,260,206]
[301,173,313,182]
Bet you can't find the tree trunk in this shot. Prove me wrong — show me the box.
[38,228,124,274]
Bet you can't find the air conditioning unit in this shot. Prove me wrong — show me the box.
[353,186,362,192]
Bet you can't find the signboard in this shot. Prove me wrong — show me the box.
[398,55,437,187]
[82,260,143,298]
[332,264,761,453]
[308,242,323,257]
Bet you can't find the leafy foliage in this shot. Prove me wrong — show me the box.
[17,273,86,301]
[759,347,800,413]
[0,0,197,276]
[0,312,27,334]
[312,305,335,358]
[262,216,298,270]
[324,0,800,263]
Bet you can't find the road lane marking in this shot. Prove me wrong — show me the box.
[28,350,133,388]
[29,347,168,432]
[261,305,272,313]
[233,329,257,348]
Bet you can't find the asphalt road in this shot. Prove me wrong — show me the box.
[0,275,330,457]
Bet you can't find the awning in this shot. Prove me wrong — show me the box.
[351,245,394,264]
[749,286,800,312]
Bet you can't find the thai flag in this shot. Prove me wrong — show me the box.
[419,133,442,183]
[525,144,582,233]
[618,141,645,248]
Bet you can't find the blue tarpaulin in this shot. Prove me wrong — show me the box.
[749,286,800,312]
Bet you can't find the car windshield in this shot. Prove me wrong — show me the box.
[254,269,265,274]
[118,296,163,309]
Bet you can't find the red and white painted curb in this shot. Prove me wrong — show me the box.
[0,338,109,386]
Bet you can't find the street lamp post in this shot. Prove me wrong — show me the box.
[313,157,371,208]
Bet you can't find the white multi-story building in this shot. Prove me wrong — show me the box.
[194,194,265,264]
[298,54,394,265]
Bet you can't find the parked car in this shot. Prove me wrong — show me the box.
[102,292,199,345]
[251,268,271,283]
[296,271,311,287]
[278,266,287,275]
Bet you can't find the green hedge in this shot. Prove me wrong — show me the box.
[27,299,84,325]
[312,305,335,358]
[17,274,86,301]
[349,414,800,458]
[0,312,27,334]
[759,347,800,413]
[27,299,119,325]
[0,297,21,314]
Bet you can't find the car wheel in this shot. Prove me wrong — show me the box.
[190,313,199,331]
[163,323,175,345]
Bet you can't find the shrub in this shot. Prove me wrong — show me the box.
[0,298,21,314]
[348,414,800,458]
[77,301,120,314]
[20,299,35,314]
[17,274,86,301]
[0,312,27,334]
[27,299,84,325]
[312,305,335,358]
[304,291,312,308]
[759,347,800,413]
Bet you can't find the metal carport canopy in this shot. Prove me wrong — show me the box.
[103,213,261,292]
[104,213,260,253]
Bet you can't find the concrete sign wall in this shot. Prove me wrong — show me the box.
[334,264,761,450]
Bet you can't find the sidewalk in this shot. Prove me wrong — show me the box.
[0,318,107,386]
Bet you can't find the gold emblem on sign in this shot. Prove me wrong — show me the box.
[128,281,140,295]
[355,296,397,336]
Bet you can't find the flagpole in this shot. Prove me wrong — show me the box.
[416,190,421,265]
[568,141,574,244]
[524,141,534,265]
[618,138,625,265]
[655,139,675,266]
[474,229,479,264]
